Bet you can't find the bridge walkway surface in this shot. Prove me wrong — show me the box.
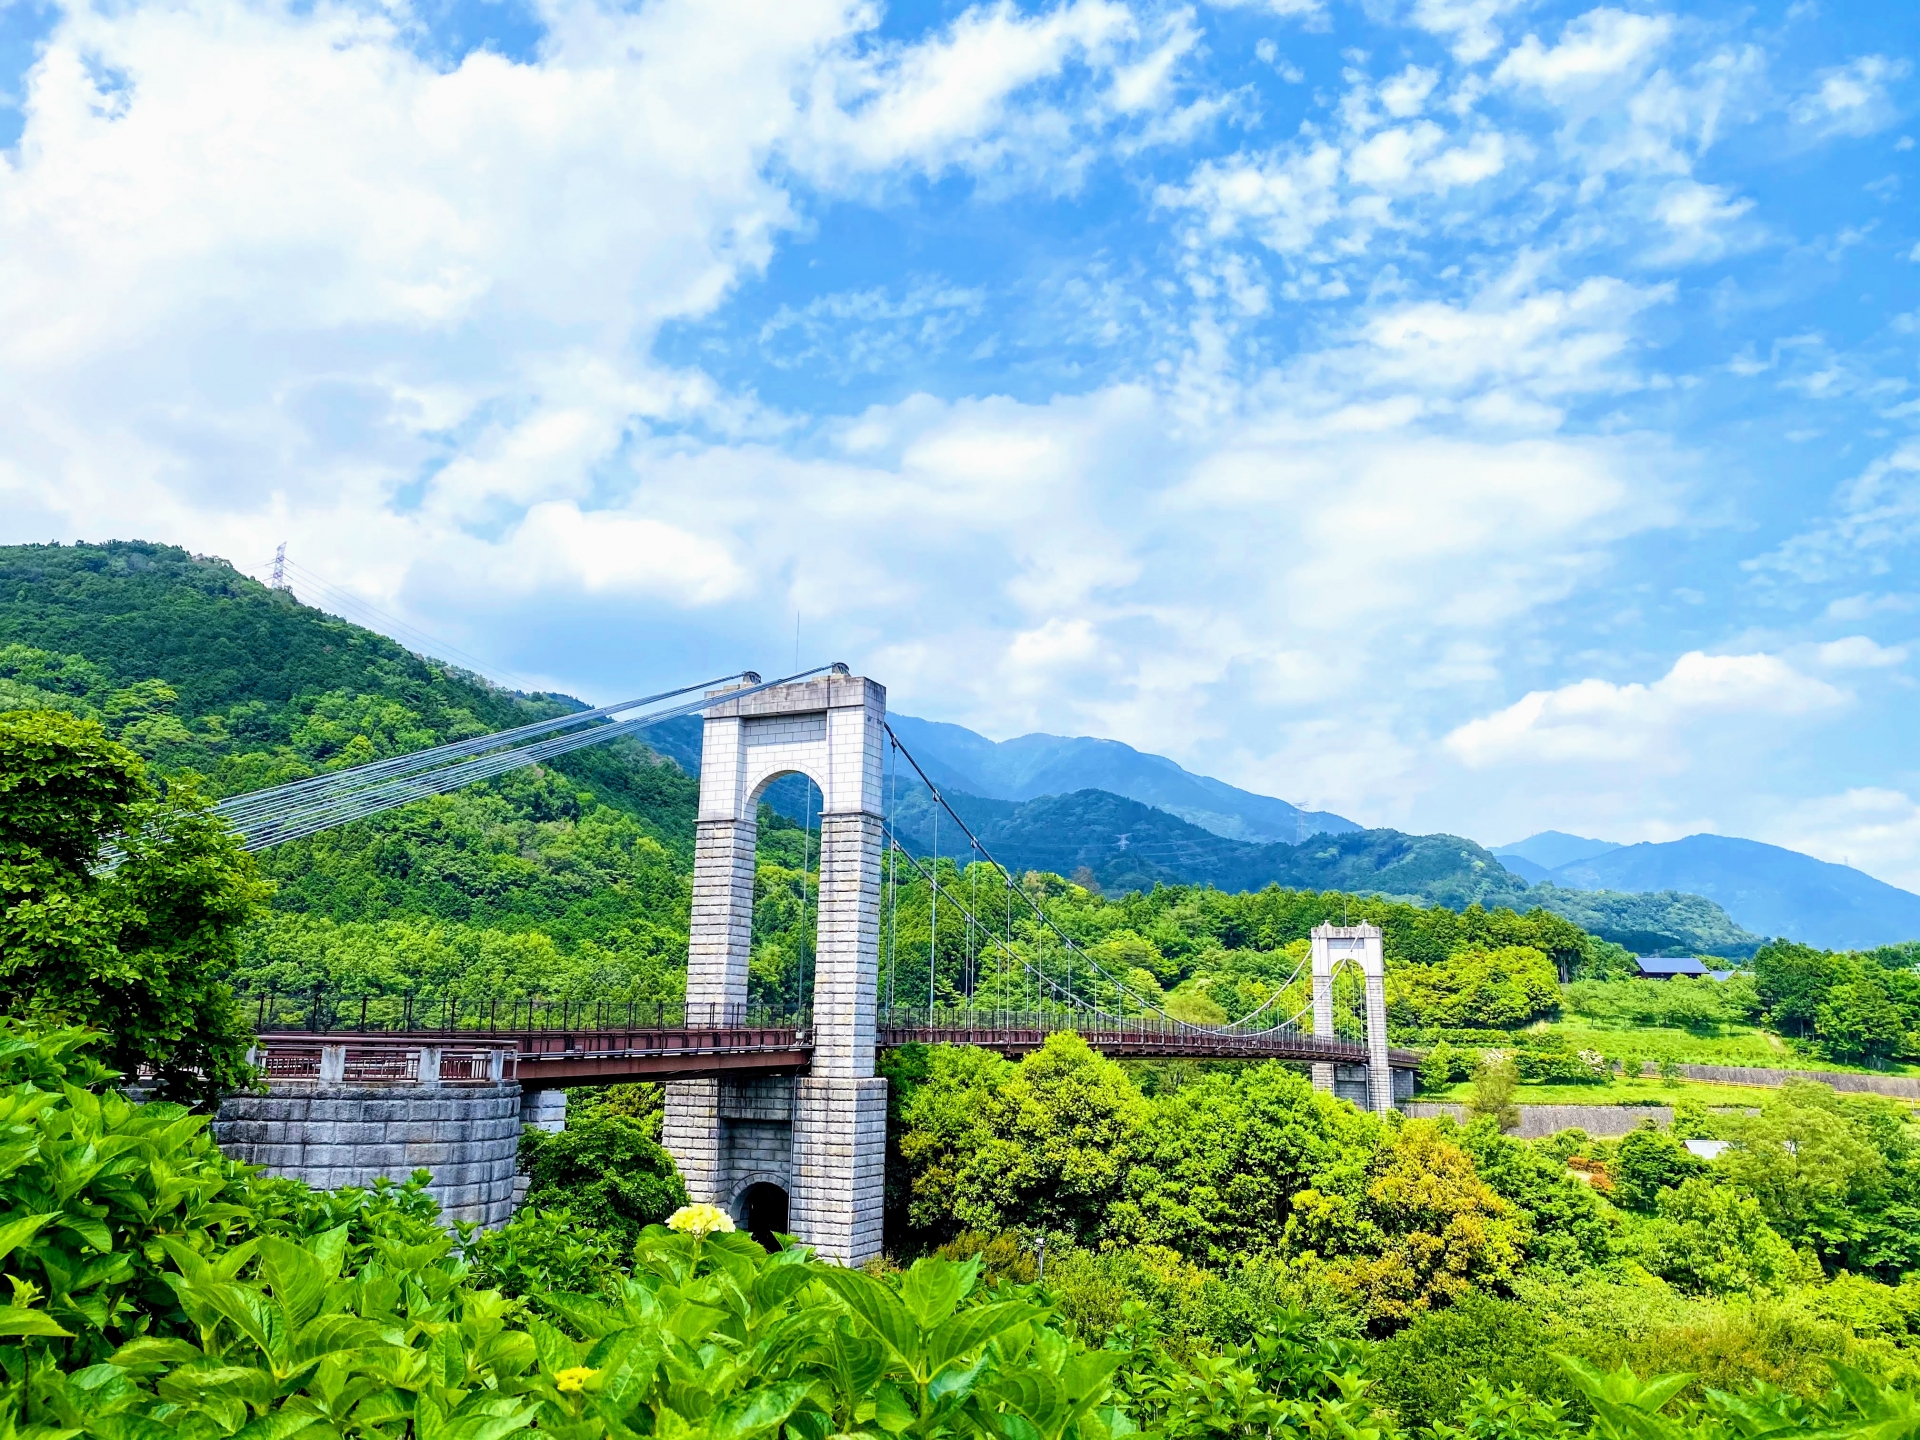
[247,1010,1420,1090]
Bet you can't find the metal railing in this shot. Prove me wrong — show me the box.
[246,1035,517,1087]
[240,988,811,1036]
[877,1007,1375,1061]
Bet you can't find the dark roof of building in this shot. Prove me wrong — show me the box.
[1634,955,1712,976]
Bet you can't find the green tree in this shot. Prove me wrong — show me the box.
[1118,1063,1383,1263]
[1457,1120,1616,1271]
[900,1035,1148,1244]
[517,1106,687,1245]
[1465,1055,1520,1133]
[1715,1083,1893,1267]
[1289,1121,1525,1328]
[0,709,265,1105]
[1814,969,1909,1066]
[1753,939,1848,1038]
[1611,1125,1706,1213]
[1387,944,1561,1029]
[894,1044,1013,1246]
[1633,1177,1806,1295]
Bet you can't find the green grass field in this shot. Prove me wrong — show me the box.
[1418,1077,1788,1108]
[1516,1016,1920,1077]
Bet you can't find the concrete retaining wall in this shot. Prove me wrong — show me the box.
[1677,1064,1920,1097]
[214,1082,521,1228]
[1404,1102,1674,1138]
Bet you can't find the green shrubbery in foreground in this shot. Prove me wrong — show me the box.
[6,1022,1920,1440]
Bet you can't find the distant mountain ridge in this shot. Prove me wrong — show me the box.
[1493,829,1920,952]
[877,785,1762,958]
[886,714,1360,844]
[1493,831,1621,873]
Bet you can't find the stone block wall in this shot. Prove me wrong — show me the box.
[214,1083,520,1228]
[790,1076,886,1266]
[1403,1102,1675,1139]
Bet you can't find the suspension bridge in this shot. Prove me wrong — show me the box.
[206,667,1413,1259]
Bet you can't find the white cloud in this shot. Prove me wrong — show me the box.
[1495,8,1674,96]
[791,0,1142,183]
[1445,650,1849,769]
[1751,441,1920,582]
[1410,0,1525,64]
[1790,55,1911,139]
[1378,65,1440,118]
[504,503,749,602]
[1158,143,1344,253]
[1206,0,1327,24]
[1648,180,1757,262]
[1809,636,1908,670]
[0,0,1889,858]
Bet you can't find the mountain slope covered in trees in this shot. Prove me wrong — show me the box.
[0,540,1757,972]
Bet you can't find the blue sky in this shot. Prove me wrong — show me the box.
[0,0,1916,881]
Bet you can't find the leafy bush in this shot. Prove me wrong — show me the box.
[1514,1041,1611,1085]
[1611,1125,1706,1213]
[517,1110,687,1246]
[0,1017,1152,1440]
[0,710,265,1105]
[1386,945,1562,1029]
[1288,1122,1524,1329]
[1370,1289,1574,1430]
[1633,1178,1809,1295]
[1561,975,1759,1034]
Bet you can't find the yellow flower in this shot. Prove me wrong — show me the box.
[554,1366,599,1394]
[667,1203,736,1238]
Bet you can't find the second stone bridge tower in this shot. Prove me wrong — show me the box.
[661,671,888,1265]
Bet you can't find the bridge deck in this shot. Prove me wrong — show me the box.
[251,1021,1417,1089]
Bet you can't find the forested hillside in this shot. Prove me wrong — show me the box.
[0,539,1756,1017]
[20,540,1920,1431]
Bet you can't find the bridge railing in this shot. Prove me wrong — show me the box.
[240,988,812,1036]
[245,1035,518,1087]
[877,1007,1374,1060]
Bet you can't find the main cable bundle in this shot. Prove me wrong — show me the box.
[211,665,839,852]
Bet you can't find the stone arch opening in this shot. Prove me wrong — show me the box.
[665,672,890,1265]
[737,1180,790,1251]
[748,769,826,1016]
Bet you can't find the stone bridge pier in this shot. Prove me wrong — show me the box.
[662,671,888,1265]
[212,1039,526,1228]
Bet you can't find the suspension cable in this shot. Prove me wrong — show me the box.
[884,724,1249,1032]
[210,664,843,852]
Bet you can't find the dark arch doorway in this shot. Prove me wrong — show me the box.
[740,1182,789,1252]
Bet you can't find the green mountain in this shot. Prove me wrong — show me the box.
[0,540,1759,988]
[885,785,1761,958]
[0,541,729,1008]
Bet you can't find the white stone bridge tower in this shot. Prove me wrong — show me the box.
[662,670,888,1265]
[1309,922,1394,1113]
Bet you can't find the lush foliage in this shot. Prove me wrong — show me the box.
[517,1087,686,1246]
[9,1019,1920,1440]
[1754,940,1920,1065]
[0,710,265,1104]
[1561,976,1762,1036]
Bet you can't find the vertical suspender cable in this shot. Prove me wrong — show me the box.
[929,797,939,1022]
[799,781,813,1014]
[885,739,899,1017]
[969,843,979,1011]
